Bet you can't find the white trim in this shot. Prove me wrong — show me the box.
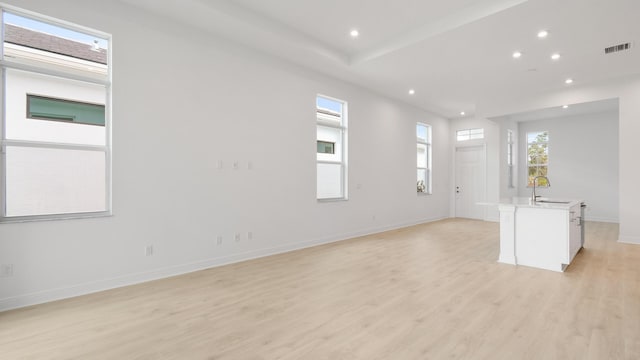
[617,235,640,244]
[0,216,448,312]
[2,139,106,151]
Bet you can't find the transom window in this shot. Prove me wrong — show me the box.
[457,128,484,141]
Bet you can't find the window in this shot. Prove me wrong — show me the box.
[457,128,484,141]
[417,123,432,194]
[527,131,549,187]
[27,95,105,126]
[316,95,347,200]
[507,129,514,188]
[317,140,335,154]
[0,7,111,221]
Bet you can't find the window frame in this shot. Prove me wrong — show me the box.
[526,131,549,188]
[0,4,112,222]
[507,129,514,188]
[316,94,348,201]
[416,122,432,195]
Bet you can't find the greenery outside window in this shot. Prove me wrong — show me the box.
[527,131,549,187]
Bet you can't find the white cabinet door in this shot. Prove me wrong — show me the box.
[568,204,582,261]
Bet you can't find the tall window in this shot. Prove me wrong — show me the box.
[507,129,514,188]
[316,95,347,200]
[527,131,549,187]
[417,123,432,194]
[0,7,111,221]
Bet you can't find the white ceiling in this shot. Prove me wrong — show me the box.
[120,0,640,119]
[490,98,619,122]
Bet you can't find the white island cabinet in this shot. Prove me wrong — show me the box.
[498,198,584,272]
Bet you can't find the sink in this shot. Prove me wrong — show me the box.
[536,200,571,204]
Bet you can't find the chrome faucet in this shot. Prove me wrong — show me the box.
[531,176,550,202]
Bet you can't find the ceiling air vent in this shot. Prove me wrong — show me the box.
[604,42,632,54]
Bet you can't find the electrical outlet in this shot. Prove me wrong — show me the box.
[1,264,13,277]
[233,161,239,170]
[235,233,241,242]
[247,231,253,240]
[145,245,153,256]
[216,235,223,246]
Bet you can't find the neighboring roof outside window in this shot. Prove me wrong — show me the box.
[4,24,106,64]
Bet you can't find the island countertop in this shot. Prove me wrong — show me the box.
[498,197,583,210]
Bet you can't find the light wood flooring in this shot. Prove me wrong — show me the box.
[1,219,638,359]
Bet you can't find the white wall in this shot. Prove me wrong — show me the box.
[516,111,619,222]
[449,118,500,221]
[479,76,640,243]
[0,0,451,310]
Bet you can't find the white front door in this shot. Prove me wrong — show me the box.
[455,145,486,219]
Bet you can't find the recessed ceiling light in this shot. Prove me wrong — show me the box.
[350,29,359,38]
[460,111,466,116]
[512,51,522,59]
[562,105,569,109]
[551,53,561,60]
[408,89,415,95]
[565,78,573,84]
[537,30,549,38]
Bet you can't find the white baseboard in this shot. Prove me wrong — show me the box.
[618,235,640,245]
[0,216,447,312]
[497,255,516,265]
[585,216,619,223]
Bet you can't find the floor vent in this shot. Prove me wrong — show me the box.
[604,42,632,54]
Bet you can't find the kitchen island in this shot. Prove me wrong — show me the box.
[498,197,585,272]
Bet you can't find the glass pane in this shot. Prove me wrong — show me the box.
[417,169,427,193]
[317,163,343,199]
[5,146,106,217]
[317,141,334,154]
[5,69,106,145]
[527,131,548,144]
[3,12,108,79]
[316,96,342,114]
[317,125,342,162]
[417,144,427,167]
[527,166,548,187]
[527,144,548,165]
[417,124,429,142]
[28,95,105,126]
[469,129,484,140]
[456,130,469,141]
